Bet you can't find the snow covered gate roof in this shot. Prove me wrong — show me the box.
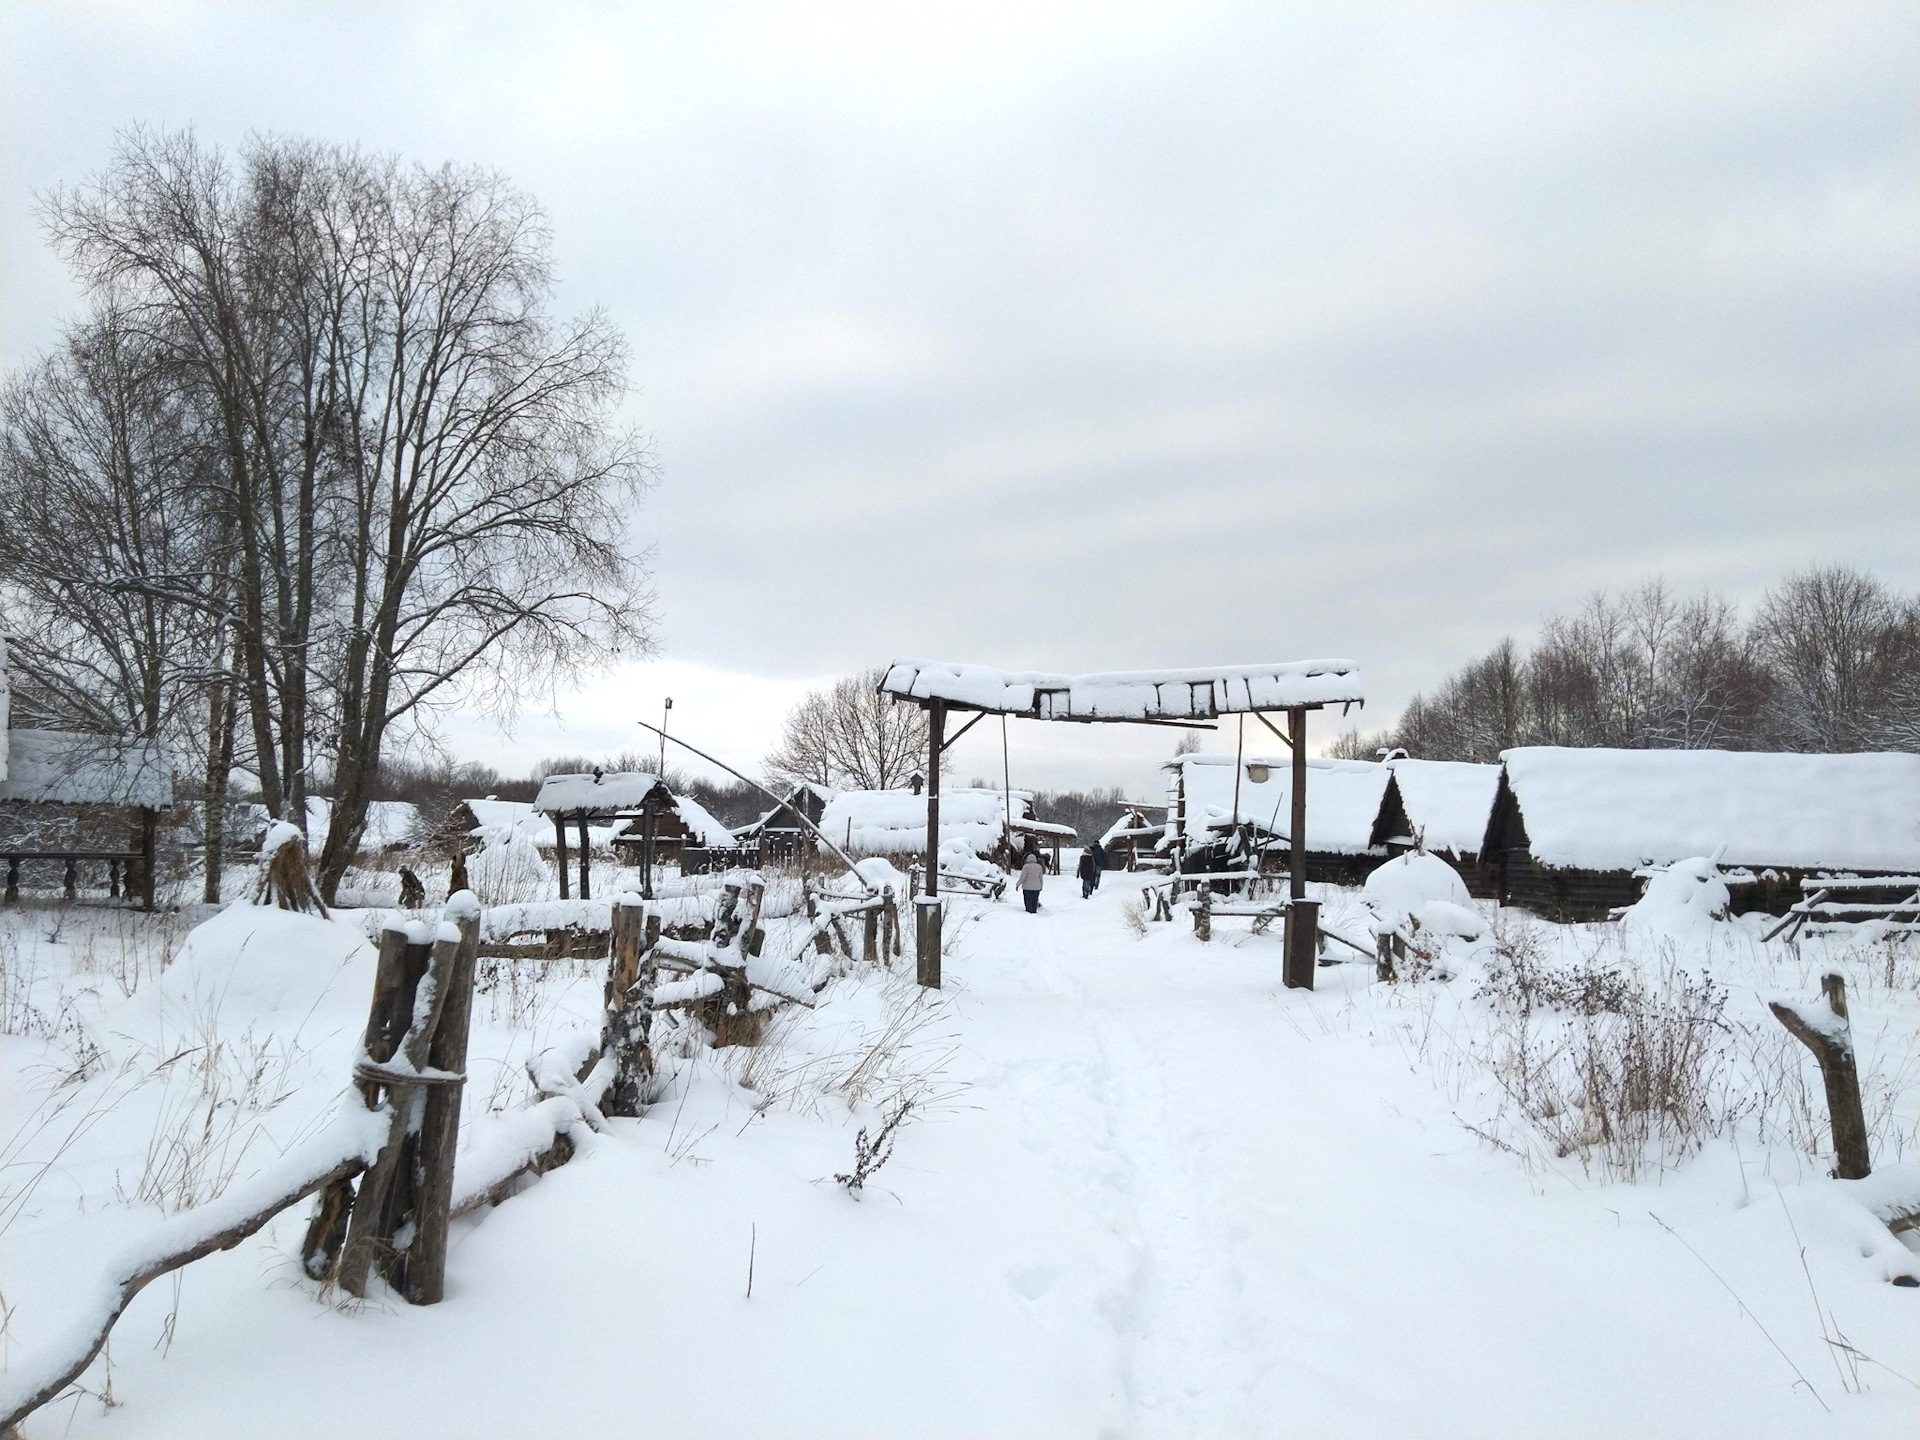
[0,729,173,809]
[1493,747,1920,874]
[879,659,1364,720]
[532,770,666,815]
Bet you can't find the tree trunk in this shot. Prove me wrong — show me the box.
[1769,973,1871,1180]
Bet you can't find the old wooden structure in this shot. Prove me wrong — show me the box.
[1384,757,1502,897]
[0,724,172,911]
[732,781,836,864]
[532,771,738,900]
[1162,752,1406,887]
[878,658,1366,990]
[1484,747,1920,922]
[1097,804,1165,871]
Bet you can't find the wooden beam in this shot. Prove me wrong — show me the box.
[1252,710,1293,750]
[554,815,570,899]
[919,698,945,989]
[939,708,987,753]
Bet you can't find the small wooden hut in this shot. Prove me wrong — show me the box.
[1484,747,1920,921]
[0,728,173,909]
[1097,804,1166,871]
[1385,757,1502,898]
[731,782,836,864]
[1164,753,1404,885]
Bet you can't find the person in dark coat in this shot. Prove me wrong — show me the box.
[1076,847,1101,899]
[1088,839,1107,886]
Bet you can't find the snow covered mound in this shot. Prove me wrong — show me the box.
[1364,851,1471,930]
[164,903,374,1021]
[854,856,911,894]
[1416,899,1486,941]
[1622,856,1731,940]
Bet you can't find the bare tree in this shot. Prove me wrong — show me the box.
[1751,566,1918,751]
[766,668,929,790]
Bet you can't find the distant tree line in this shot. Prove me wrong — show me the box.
[1330,566,1919,763]
[0,128,653,902]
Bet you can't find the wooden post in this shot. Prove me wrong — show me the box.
[554,815,570,899]
[4,857,16,904]
[403,903,481,1305]
[339,927,458,1297]
[109,857,122,900]
[1375,929,1396,982]
[1288,706,1307,903]
[139,807,157,911]
[804,880,833,956]
[918,699,945,989]
[1769,973,1871,1180]
[862,904,879,964]
[63,857,77,902]
[577,816,591,900]
[641,807,656,901]
[1284,898,1318,990]
[302,925,410,1281]
[1194,881,1212,942]
[883,884,901,957]
[601,896,655,1118]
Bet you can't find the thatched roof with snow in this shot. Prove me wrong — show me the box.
[0,729,173,809]
[1387,758,1502,858]
[1496,747,1920,873]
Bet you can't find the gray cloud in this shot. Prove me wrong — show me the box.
[3,2,1915,793]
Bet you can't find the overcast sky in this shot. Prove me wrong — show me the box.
[3,3,1915,796]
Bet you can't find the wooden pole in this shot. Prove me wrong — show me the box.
[1232,714,1244,857]
[554,815,570,899]
[403,904,481,1305]
[1769,973,1871,1180]
[918,699,945,989]
[641,807,656,900]
[578,816,591,900]
[601,896,655,1118]
[1283,706,1314,990]
[140,807,157,911]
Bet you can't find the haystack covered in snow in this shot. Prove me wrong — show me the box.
[1164,753,1403,884]
[1386,757,1502,897]
[1486,747,1920,920]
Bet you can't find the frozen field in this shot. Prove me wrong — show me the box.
[2,868,1916,1438]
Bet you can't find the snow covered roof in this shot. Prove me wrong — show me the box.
[462,798,540,836]
[1387,759,1502,857]
[0,729,173,809]
[667,794,737,849]
[532,770,664,815]
[1498,747,1920,873]
[1170,753,1393,856]
[880,658,1364,720]
[817,787,1034,858]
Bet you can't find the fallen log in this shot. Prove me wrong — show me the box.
[0,1108,388,1434]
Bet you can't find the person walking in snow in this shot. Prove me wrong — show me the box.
[1076,847,1101,899]
[1088,839,1107,887]
[1019,851,1045,913]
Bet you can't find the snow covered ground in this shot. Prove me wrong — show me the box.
[2,865,1915,1437]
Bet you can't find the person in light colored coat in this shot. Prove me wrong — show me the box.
[1019,852,1045,913]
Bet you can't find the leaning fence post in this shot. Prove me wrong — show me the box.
[338,922,459,1298]
[403,894,482,1305]
[601,895,656,1118]
[1769,972,1870,1180]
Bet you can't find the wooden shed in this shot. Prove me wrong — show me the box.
[0,727,173,909]
[1385,758,1503,898]
[732,782,836,864]
[1164,753,1406,885]
[1485,747,1920,921]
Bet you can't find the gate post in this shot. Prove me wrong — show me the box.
[1284,899,1318,990]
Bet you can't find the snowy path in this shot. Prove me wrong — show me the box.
[34,883,1916,1438]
